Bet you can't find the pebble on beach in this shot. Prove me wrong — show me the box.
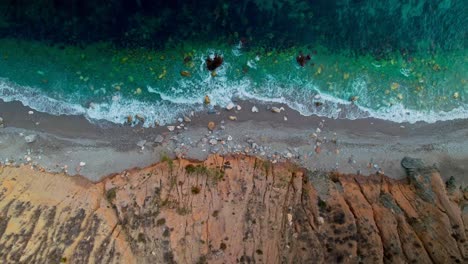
[28,110,34,115]
[226,102,235,111]
[79,161,86,167]
[207,121,215,131]
[229,116,237,121]
[271,107,281,113]
[251,106,259,113]
[167,126,175,131]
[25,134,37,143]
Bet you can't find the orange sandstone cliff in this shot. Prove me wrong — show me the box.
[0,155,466,264]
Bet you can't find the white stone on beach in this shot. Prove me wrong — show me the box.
[167,126,175,131]
[251,106,259,113]
[236,105,242,111]
[226,102,235,111]
[28,111,34,115]
[137,140,146,147]
[271,107,281,113]
[24,134,37,143]
[79,162,86,167]
[183,116,191,122]
[284,116,288,121]
[229,116,237,121]
[227,135,233,141]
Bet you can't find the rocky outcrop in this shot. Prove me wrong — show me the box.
[0,155,466,263]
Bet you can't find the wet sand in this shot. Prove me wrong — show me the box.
[1,99,467,184]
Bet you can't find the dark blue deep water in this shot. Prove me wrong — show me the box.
[0,0,466,125]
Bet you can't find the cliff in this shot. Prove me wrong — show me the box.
[0,155,466,263]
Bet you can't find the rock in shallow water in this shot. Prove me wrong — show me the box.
[183,116,191,122]
[226,102,235,111]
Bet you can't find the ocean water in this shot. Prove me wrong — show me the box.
[0,1,467,126]
[0,39,466,126]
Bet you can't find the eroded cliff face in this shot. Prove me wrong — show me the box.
[0,155,466,264]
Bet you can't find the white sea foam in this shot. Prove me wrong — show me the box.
[1,77,467,127]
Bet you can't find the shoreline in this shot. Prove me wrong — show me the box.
[1,99,467,184]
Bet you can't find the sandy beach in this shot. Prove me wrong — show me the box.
[1,99,467,184]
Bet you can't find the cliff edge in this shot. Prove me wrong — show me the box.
[0,155,466,263]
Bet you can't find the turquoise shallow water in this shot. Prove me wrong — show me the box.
[0,38,467,126]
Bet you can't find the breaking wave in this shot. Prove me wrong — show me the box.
[1,77,467,127]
